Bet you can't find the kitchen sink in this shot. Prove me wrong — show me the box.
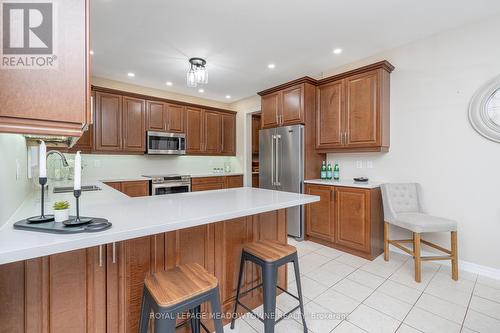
[53,185,102,193]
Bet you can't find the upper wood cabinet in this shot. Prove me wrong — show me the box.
[123,97,146,152]
[260,83,307,129]
[146,101,185,133]
[94,92,146,154]
[0,0,90,137]
[316,62,393,152]
[186,108,236,156]
[221,113,236,155]
[304,183,384,260]
[252,114,261,154]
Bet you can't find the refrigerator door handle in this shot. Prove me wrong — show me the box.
[275,134,281,186]
[271,134,275,186]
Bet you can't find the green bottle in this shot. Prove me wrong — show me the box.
[333,162,340,181]
[320,161,327,179]
[326,163,333,180]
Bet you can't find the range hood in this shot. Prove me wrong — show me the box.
[24,134,79,148]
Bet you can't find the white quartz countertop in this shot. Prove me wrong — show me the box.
[0,182,318,265]
[304,179,382,189]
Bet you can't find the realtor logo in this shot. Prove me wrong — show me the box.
[1,1,57,69]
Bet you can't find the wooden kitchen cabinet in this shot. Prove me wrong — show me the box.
[305,184,335,242]
[95,92,122,152]
[221,113,236,155]
[204,110,222,154]
[0,0,91,137]
[304,184,384,260]
[123,97,146,152]
[186,108,236,156]
[261,92,281,128]
[316,62,393,152]
[192,175,243,192]
[252,114,261,154]
[260,84,306,129]
[146,101,185,133]
[104,180,149,197]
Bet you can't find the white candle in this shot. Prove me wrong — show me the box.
[39,141,46,178]
[74,151,81,190]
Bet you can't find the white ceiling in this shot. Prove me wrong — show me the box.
[91,0,500,102]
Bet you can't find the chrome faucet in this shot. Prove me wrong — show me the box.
[47,150,69,167]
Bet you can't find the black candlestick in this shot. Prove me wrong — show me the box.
[27,177,54,223]
[66,189,92,225]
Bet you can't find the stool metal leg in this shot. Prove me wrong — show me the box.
[155,312,176,333]
[189,305,201,333]
[230,253,246,329]
[139,289,151,333]
[262,264,278,333]
[210,287,224,333]
[292,253,308,333]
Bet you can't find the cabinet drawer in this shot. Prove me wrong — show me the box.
[191,177,225,185]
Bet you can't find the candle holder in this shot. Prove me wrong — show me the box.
[65,190,93,226]
[27,177,54,223]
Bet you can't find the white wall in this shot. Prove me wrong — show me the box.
[322,16,500,270]
[0,134,31,226]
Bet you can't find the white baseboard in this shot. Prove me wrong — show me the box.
[389,245,500,280]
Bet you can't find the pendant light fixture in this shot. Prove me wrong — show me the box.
[187,58,208,88]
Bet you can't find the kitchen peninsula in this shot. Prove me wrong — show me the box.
[0,183,318,332]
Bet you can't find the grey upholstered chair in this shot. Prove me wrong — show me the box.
[380,183,458,282]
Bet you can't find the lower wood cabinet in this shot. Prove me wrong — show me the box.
[0,210,287,332]
[104,180,149,197]
[305,184,384,259]
[191,175,243,192]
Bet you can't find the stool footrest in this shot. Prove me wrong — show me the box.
[276,305,301,323]
[277,286,300,301]
[235,300,266,323]
[237,283,263,299]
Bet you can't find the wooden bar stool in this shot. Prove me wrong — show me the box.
[139,263,224,333]
[230,240,307,333]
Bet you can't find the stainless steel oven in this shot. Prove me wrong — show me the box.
[143,174,191,196]
[147,131,186,155]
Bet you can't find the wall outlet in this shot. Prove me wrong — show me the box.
[356,160,363,169]
[367,160,374,169]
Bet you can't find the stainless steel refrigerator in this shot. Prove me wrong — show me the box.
[259,124,304,239]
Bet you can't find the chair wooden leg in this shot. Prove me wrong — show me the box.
[413,233,421,283]
[451,231,458,281]
[384,222,390,261]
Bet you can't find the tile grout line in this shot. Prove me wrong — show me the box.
[460,274,478,332]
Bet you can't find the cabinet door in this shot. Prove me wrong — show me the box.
[192,182,226,192]
[104,181,123,192]
[0,0,89,137]
[261,92,280,128]
[252,174,259,188]
[317,80,344,149]
[167,104,185,133]
[225,175,243,188]
[186,107,204,154]
[95,92,122,152]
[121,181,149,197]
[345,70,379,147]
[146,100,167,131]
[281,84,304,125]
[204,110,222,154]
[221,113,236,155]
[305,185,335,241]
[252,115,261,154]
[122,97,146,152]
[107,235,165,333]
[335,188,371,252]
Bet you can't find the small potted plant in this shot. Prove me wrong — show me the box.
[53,201,70,222]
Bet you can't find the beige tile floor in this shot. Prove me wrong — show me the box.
[224,239,500,333]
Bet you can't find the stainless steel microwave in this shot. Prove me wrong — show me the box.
[146,131,186,155]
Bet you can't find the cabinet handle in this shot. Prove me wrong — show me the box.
[112,242,116,264]
[98,245,103,267]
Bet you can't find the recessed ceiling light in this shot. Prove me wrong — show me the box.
[333,48,343,55]
[89,50,94,55]
[267,63,276,69]
[198,89,204,93]
[127,72,135,77]
[225,95,231,99]
[166,81,173,86]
